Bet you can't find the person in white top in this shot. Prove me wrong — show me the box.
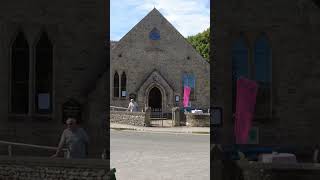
[51,118,89,159]
[128,99,138,112]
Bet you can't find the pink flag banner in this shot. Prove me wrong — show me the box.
[234,77,258,144]
[183,86,191,107]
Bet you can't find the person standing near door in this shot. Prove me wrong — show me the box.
[128,99,139,112]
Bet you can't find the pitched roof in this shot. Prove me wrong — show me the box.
[111,8,209,64]
[110,41,117,49]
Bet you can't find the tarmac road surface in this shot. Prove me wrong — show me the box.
[111,129,210,180]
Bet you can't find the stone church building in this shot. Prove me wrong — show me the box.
[110,8,210,115]
[213,0,320,146]
[0,0,108,157]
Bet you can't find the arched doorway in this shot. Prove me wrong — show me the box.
[148,87,162,118]
[148,87,162,109]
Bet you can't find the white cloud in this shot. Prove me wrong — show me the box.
[111,0,210,40]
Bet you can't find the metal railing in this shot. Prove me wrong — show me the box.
[110,106,128,111]
[0,140,69,158]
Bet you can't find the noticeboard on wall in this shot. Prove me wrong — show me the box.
[38,93,50,110]
[121,91,126,97]
[210,106,223,127]
[175,95,180,102]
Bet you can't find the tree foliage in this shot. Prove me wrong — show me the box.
[186,28,210,61]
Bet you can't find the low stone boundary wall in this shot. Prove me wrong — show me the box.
[0,156,113,180]
[185,113,210,127]
[213,160,320,180]
[110,111,146,126]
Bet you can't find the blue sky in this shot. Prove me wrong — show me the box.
[110,0,210,41]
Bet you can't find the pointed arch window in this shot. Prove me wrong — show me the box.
[121,72,127,97]
[11,32,29,114]
[254,34,271,87]
[253,34,272,119]
[35,32,53,113]
[113,72,119,97]
[231,36,249,113]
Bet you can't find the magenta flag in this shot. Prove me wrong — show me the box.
[183,86,191,107]
[234,78,258,144]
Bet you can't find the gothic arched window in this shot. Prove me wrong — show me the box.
[113,72,119,97]
[121,72,127,97]
[35,32,53,113]
[231,36,248,113]
[232,36,249,80]
[253,34,272,119]
[254,34,271,87]
[11,32,29,114]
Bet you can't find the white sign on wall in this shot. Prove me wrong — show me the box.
[121,91,126,97]
[210,106,223,127]
[38,93,50,110]
[175,95,180,102]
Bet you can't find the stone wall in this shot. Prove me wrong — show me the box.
[110,111,146,126]
[212,0,320,145]
[110,8,210,112]
[213,160,320,180]
[185,113,210,127]
[0,156,113,180]
[0,0,107,158]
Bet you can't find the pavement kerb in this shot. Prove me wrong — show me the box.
[110,123,210,135]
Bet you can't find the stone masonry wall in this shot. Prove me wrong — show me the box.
[238,161,320,180]
[0,156,112,180]
[0,0,107,158]
[213,0,320,145]
[110,9,210,111]
[186,113,210,127]
[213,160,320,180]
[110,111,145,126]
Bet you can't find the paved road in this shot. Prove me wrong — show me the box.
[111,130,210,180]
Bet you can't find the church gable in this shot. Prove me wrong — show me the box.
[111,8,208,65]
[110,8,210,111]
